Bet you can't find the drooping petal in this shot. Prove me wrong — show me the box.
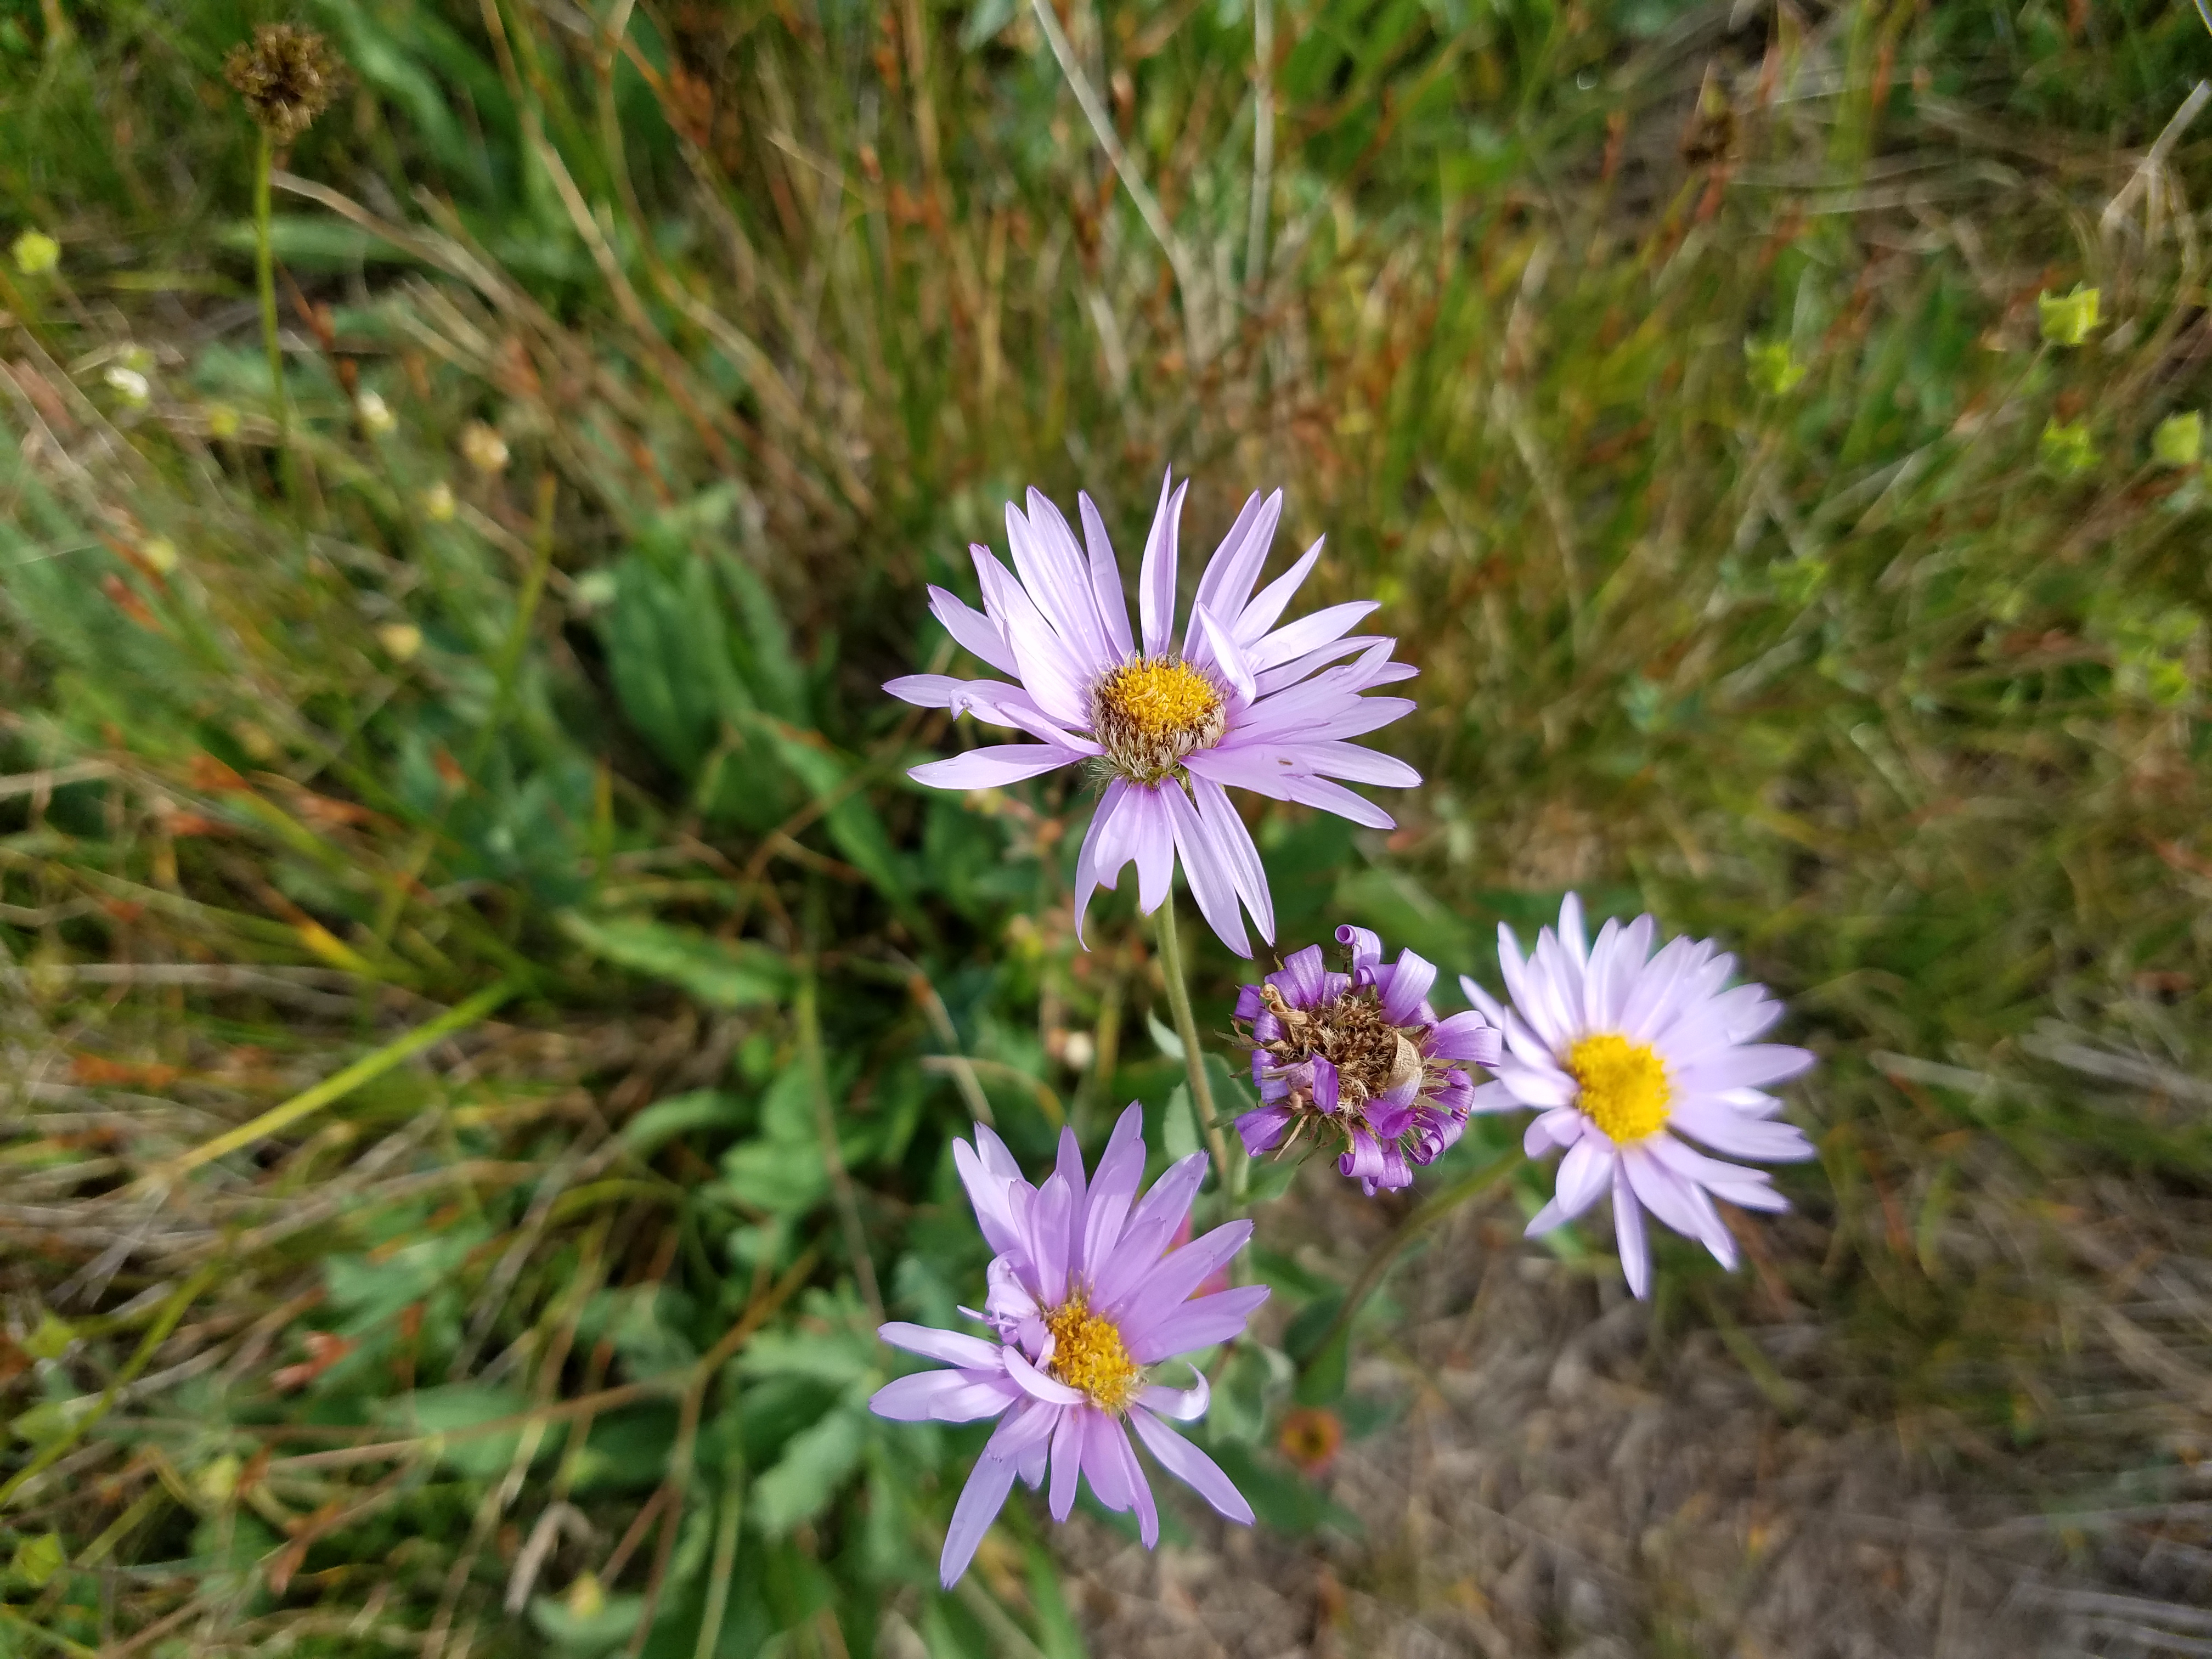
[1137,1363,1211,1421]
[926,584,1020,675]
[1128,1406,1256,1525]
[1161,781,1251,957]
[1236,1104,1294,1154]
[1070,778,1130,948]
[1190,774,1275,947]
[1047,1404,1085,1522]
[1612,1161,1652,1298]
[940,1402,1057,1588]
[1427,1010,1500,1065]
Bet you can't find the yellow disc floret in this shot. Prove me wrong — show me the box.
[1044,1296,1143,1413]
[1088,657,1228,783]
[1567,1032,1671,1143]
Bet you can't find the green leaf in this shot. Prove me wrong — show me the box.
[717,1138,827,1216]
[750,1407,866,1534]
[621,1090,747,1156]
[1146,1009,1185,1062]
[377,1384,548,1477]
[560,913,791,1008]
[735,1327,881,1389]
[9,1531,65,1588]
[528,1585,645,1656]
[1163,1084,1200,1164]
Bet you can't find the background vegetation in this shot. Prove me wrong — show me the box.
[3,0,2212,1651]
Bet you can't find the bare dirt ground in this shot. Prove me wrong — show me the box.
[1059,1081,2212,1658]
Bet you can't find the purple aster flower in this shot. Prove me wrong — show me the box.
[886,474,1418,956]
[1233,925,1502,1195]
[1460,894,1818,1298]
[869,1104,1268,1588]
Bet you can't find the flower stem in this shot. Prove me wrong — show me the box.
[1153,896,1242,1202]
[252,127,285,442]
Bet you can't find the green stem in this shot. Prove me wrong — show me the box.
[252,127,284,441]
[1153,896,1240,1201]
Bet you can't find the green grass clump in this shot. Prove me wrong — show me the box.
[3,0,2212,1651]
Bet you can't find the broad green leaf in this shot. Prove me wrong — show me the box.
[9,1531,64,1588]
[377,1383,549,1477]
[750,1407,866,1534]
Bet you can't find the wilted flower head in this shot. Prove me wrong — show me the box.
[1462,894,1816,1299]
[224,24,342,144]
[869,1104,1266,1587]
[888,471,1418,956]
[1235,926,1500,1194]
[10,230,59,277]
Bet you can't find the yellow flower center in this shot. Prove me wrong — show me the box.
[1095,657,1222,741]
[1089,657,1227,782]
[1044,1296,1142,1413]
[1567,1032,1670,1143]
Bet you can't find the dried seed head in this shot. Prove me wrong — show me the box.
[224,25,343,144]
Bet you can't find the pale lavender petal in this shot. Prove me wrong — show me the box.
[1613,1163,1652,1298]
[1470,1079,1531,1115]
[927,585,1019,675]
[1126,1284,1269,1362]
[1559,892,1589,967]
[1252,634,1392,697]
[1011,493,1114,674]
[1161,781,1251,957]
[869,1369,1020,1423]
[1121,1220,1253,1315]
[1190,774,1275,946]
[992,571,1095,727]
[1245,595,1374,669]
[1274,773,1397,829]
[1004,1346,1087,1406]
[1079,1102,1149,1273]
[1125,785,1176,915]
[1626,1144,1737,1266]
[952,1137,1024,1257]
[1192,603,1258,705]
[1053,1126,1088,1224]
[1263,740,1421,788]
[1079,1408,1135,1514]
[1070,778,1131,947]
[1524,1106,1584,1154]
[1026,1172,1075,1308]
[1092,1153,1209,1311]
[1674,1044,1817,1093]
[1665,1098,1816,1163]
[1048,1405,1084,1521]
[1527,1137,1613,1235]
[1459,974,1509,1029]
[1234,536,1327,645]
[1138,471,1186,658]
[910,744,1081,790]
[1128,1406,1256,1525]
[1076,491,1136,659]
[942,1403,1056,1589]
[878,1323,1002,1370]
[1137,1364,1210,1421]
[1643,1134,1792,1212]
[1188,489,1280,643]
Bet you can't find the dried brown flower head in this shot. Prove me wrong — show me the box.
[223,24,342,144]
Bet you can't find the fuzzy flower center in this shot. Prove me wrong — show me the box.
[1259,985,1424,1107]
[1044,1296,1142,1413]
[1568,1033,1670,1143]
[1089,657,1227,783]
